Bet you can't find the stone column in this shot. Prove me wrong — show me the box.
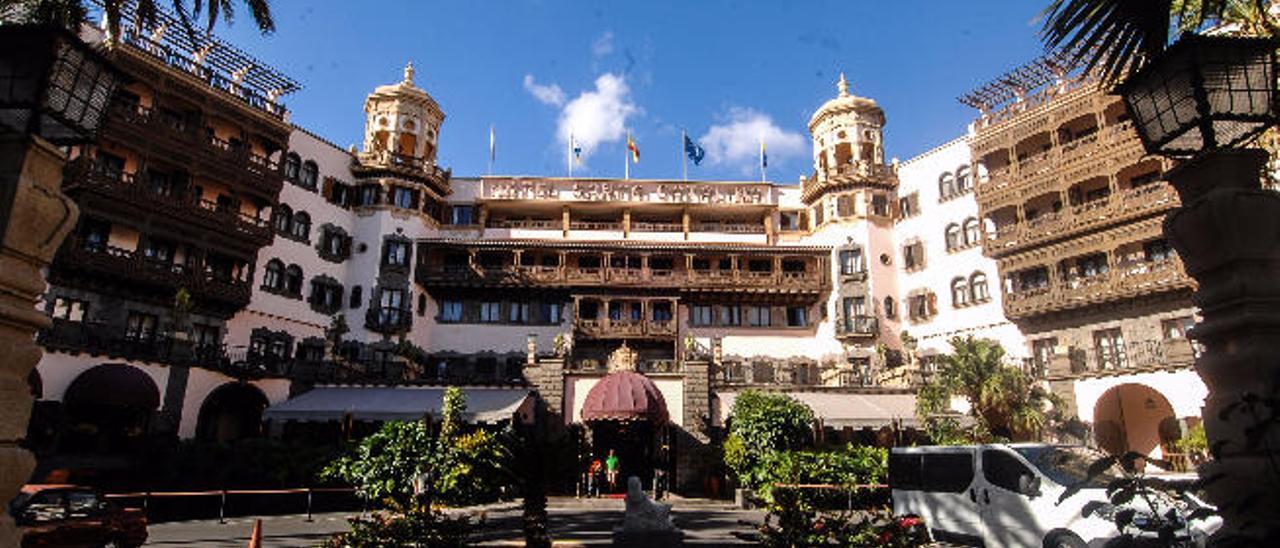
[0,135,78,547]
[1161,149,1280,542]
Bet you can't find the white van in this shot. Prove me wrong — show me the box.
[889,443,1221,548]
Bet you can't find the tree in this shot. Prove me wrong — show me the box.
[916,336,1060,442]
[321,420,435,511]
[724,390,816,490]
[1040,0,1274,82]
[3,0,275,37]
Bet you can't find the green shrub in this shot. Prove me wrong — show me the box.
[726,390,815,489]
[321,421,436,510]
[755,444,887,504]
[320,509,471,548]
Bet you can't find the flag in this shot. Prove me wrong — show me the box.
[627,134,640,163]
[571,134,583,165]
[684,134,705,166]
[760,139,768,169]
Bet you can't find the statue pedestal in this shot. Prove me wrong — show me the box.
[613,476,684,547]
[612,528,684,547]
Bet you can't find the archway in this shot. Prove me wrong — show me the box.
[62,364,160,454]
[581,370,671,494]
[1092,383,1177,459]
[196,382,269,443]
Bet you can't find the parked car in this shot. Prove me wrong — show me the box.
[889,444,1221,548]
[9,485,147,548]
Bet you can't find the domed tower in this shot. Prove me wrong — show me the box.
[352,62,452,220]
[802,74,896,205]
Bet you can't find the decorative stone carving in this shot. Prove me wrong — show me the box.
[613,476,683,547]
[607,342,638,372]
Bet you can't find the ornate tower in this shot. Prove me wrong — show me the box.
[352,62,451,220]
[809,74,887,180]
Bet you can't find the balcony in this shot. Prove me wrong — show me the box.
[53,241,251,311]
[1038,338,1200,379]
[835,315,878,339]
[352,150,451,193]
[801,160,898,202]
[37,319,285,378]
[1004,257,1194,319]
[100,101,284,197]
[418,264,827,295]
[573,317,678,339]
[984,182,1178,256]
[64,161,273,246]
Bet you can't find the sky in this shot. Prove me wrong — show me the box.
[208,0,1051,183]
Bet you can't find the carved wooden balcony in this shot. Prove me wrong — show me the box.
[1042,338,1200,380]
[834,315,878,339]
[51,241,252,311]
[417,263,826,295]
[982,182,1179,257]
[1003,257,1193,319]
[572,317,676,339]
[64,161,273,247]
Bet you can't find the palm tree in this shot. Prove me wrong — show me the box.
[3,0,274,37]
[917,336,1060,442]
[1040,0,1274,82]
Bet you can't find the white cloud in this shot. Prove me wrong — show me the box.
[700,107,806,173]
[554,73,638,162]
[522,74,565,107]
[592,31,614,59]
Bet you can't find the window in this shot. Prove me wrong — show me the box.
[479,301,501,323]
[417,293,428,316]
[309,279,343,313]
[1031,337,1057,376]
[273,204,292,233]
[786,306,808,327]
[952,277,970,307]
[945,223,962,251]
[357,185,380,206]
[383,240,411,266]
[938,173,956,200]
[300,160,318,189]
[962,218,981,247]
[141,238,175,264]
[839,248,863,276]
[970,272,990,302]
[81,218,110,251]
[652,302,673,321]
[921,452,974,492]
[326,179,353,208]
[66,490,101,518]
[719,305,742,326]
[748,306,772,327]
[51,297,88,322]
[283,265,304,296]
[982,450,1033,493]
[871,194,889,217]
[955,165,972,193]
[440,300,463,322]
[903,241,924,270]
[779,211,800,231]
[908,291,936,321]
[540,302,562,323]
[284,153,301,181]
[451,205,475,225]
[1162,316,1196,339]
[379,288,405,320]
[509,301,530,323]
[192,323,220,348]
[898,192,919,218]
[812,203,825,225]
[1144,239,1173,262]
[884,296,896,319]
[291,211,310,240]
[349,285,363,308]
[690,305,714,327]
[391,186,417,209]
[1018,267,1050,291]
[262,259,284,290]
[836,195,854,217]
[1094,328,1127,370]
[97,152,125,179]
[125,311,158,341]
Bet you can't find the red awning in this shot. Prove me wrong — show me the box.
[64,364,160,410]
[581,371,669,423]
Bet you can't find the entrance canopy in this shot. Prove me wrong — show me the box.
[582,371,669,423]
[715,391,918,428]
[264,386,533,424]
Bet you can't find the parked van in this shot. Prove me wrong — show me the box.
[889,444,1220,548]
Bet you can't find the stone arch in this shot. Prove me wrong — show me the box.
[62,364,160,454]
[196,382,269,442]
[1092,382,1176,459]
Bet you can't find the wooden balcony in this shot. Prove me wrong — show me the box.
[100,101,284,199]
[352,150,451,195]
[51,241,252,312]
[1003,257,1193,319]
[801,160,898,203]
[64,160,273,247]
[1033,338,1200,380]
[984,182,1178,257]
[834,315,878,339]
[418,264,827,295]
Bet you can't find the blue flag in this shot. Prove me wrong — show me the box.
[684,134,706,166]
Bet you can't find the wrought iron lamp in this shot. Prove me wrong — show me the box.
[0,25,120,145]
[1115,34,1280,158]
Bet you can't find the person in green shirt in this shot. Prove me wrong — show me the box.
[605,449,620,492]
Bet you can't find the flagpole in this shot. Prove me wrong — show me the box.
[625,131,630,180]
[488,125,495,176]
[681,129,688,181]
[759,137,765,183]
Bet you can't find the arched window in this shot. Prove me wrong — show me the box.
[971,271,990,302]
[938,172,956,199]
[273,204,292,233]
[955,165,972,192]
[952,277,970,307]
[300,160,319,189]
[962,217,981,247]
[284,153,301,181]
[285,264,303,296]
[884,296,896,319]
[263,259,284,290]
[945,223,962,251]
[291,211,310,240]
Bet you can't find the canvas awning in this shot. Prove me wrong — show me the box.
[264,386,533,424]
[715,391,919,429]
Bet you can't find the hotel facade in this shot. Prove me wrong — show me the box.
[25,12,1211,492]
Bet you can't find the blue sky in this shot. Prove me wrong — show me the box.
[214,1,1050,182]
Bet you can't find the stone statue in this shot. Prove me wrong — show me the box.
[614,476,682,547]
